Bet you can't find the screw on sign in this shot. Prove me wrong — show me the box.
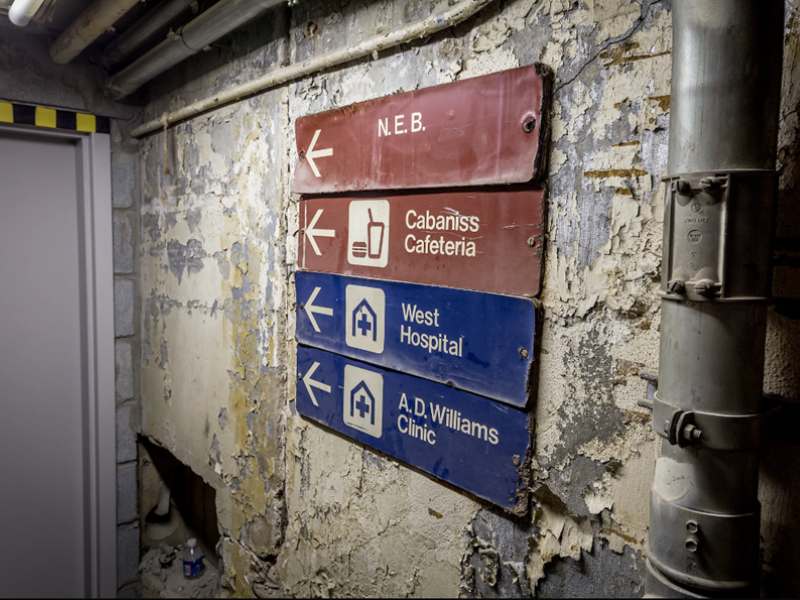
[292,64,551,193]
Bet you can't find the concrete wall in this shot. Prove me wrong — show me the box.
[0,21,141,597]
[135,0,800,597]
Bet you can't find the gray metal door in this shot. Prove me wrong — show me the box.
[0,130,92,596]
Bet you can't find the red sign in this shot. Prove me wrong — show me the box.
[292,65,550,193]
[298,189,545,297]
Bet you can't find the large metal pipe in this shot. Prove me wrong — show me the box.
[107,0,283,99]
[49,0,141,64]
[103,0,196,69]
[647,2,784,597]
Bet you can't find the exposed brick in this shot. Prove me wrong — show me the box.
[112,149,138,209]
[117,462,137,524]
[116,402,137,463]
[115,339,134,402]
[117,522,140,587]
[114,278,135,337]
[113,211,135,274]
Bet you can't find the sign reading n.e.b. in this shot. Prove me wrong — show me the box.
[297,346,532,513]
[299,189,546,297]
[292,65,550,193]
[296,271,537,407]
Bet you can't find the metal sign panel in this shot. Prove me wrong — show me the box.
[296,346,532,513]
[292,65,549,193]
[296,271,536,407]
[299,189,546,297]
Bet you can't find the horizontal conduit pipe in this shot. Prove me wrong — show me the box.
[50,0,141,64]
[103,0,196,68]
[8,0,48,27]
[108,0,284,99]
[130,0,496,138]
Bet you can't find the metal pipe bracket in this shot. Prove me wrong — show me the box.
[653,393,760,451]
[661,171,777,303]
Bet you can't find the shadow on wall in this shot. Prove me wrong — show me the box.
[760,9,800,593]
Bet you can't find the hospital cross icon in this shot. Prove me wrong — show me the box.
[345,284,385,353]
[343,364,383,438]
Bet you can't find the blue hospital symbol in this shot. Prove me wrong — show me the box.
[343,364,383,438]
[352,298,378,341]
[350,381,376,425]
[345,285,385,354]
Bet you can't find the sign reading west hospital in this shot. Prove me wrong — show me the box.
[292,65,549,193]
[296,272,537,408]
[296,346,532,513]
[299,189,546,297]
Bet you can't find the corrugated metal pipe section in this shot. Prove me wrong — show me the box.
[107,0,284,99]
[646,1,784,597]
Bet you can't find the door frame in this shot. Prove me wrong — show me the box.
[0,125,117,596]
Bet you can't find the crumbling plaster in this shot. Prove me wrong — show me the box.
[136,0,800,597]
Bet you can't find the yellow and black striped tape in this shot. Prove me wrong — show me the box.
[0,100,110,134]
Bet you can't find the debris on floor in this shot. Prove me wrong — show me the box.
[141,543,220,598]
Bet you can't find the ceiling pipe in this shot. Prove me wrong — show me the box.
[107,0,284,99]
[130,0,496,137]
[103,0,197,69]
[50,0,141,64]
[8,0,47,27]
[646,1,784,597]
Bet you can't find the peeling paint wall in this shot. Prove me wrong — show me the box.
[136,0,800,597]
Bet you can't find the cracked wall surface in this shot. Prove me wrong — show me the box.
[136,0,800,597]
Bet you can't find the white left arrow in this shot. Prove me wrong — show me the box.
[303,286,333,333]
[305,208,335,256]
[302,361,330,407]
[305,128,334,178]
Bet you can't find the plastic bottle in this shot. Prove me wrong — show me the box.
[182,538,205,579]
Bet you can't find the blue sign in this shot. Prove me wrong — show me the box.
[296,271,537,407]
[296,346,532,512]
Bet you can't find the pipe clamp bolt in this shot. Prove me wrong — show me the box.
[666,279,686,295]
[693,278,718,298]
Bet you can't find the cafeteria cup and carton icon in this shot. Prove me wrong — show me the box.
[347,200,389,268]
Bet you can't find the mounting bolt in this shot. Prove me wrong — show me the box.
[699,175,727,190]
[679,423,703,446]
[686,520,699,534]
[663,419,671,435]
[676,180,692,195]
[519,347,529,359]
[522,115,537,133]
[527,236,537,247]
[685,537,699,553]
[667,279,686,295]
[693,278,718,298]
